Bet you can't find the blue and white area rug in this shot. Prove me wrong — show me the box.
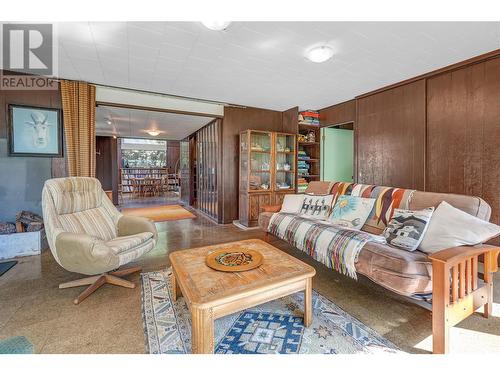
[141,269,401,354]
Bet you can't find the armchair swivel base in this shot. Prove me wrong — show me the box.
[59,266,142,305]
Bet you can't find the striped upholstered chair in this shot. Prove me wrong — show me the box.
[42,177,157,304]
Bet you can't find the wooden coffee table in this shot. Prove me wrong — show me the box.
[169,239,316,354]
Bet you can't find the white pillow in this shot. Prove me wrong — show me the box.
[327,195,375,230]
[418,201,500,254]
[280,194,305,214]
[298,194,334,220]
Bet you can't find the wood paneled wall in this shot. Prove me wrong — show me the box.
[356,80,426,190]
[166,140,180,173]
[95,136,118,204]
[427,57,500,226]
[322,50,500,231]
[319,100,356,126]
[221,106,292,223]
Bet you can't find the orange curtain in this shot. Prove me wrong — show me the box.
[60,80,96,177]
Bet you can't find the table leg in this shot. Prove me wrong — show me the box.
[304,277,312,327]
[191,306,214,354]
[171,272,182,301]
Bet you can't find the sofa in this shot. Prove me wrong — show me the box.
[259,181,500,354]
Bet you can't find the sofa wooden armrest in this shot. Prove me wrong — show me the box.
[260,204,282,213]
[429,244,500,354]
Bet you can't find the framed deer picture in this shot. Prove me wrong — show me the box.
[8,104,63,157]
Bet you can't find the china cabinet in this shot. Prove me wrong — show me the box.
[239,130,296,227]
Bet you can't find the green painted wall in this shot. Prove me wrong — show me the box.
[321,127,354,183]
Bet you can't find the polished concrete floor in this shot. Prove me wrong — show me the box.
[1,211,499,354]
[118,191,181,209]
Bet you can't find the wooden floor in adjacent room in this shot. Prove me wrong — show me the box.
[1,210,499,354]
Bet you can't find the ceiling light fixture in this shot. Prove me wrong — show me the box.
[201,21,231,31]
[106,119,112,125]
[305,46,334,63]
[147,130,160,137]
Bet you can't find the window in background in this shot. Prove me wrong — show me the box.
[120,138,167,168]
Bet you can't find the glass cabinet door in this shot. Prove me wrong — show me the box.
[249,131,271,191]
[274,133,296,191]
[240,132,249,191]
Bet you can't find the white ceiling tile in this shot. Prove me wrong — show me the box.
[57,21,500,111]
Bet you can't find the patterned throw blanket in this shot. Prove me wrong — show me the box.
[268,213,386,279]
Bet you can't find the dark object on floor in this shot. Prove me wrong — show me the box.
[0,336,34,354]
[16,210,44,232]
[0,222,16,235]
[0,260,17,277]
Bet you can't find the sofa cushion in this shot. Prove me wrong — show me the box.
[356,242,432,296]
[409,191,491,221]
[304,181,334,195]
[382,207,434,251]
[259,211,432,296]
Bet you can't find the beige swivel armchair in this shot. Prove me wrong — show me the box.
[42,177,157,304]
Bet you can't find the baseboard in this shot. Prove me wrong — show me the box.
[232,220,261,231]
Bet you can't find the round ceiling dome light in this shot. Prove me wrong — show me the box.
[201,21,231,31]
[147,130,160,137]
[305,46,334,63]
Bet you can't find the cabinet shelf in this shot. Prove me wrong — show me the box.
[298,123,321,129]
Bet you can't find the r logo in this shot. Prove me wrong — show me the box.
[2,24,54,75]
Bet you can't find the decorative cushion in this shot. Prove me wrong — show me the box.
[419,201,500,254]
[299,195,334,220]
[280,194,305,214]
[382,207,434,251]
[328,195,375,230]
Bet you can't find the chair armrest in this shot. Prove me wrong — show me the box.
[117,215,158,243]
[55,232,118,275]
[260,204,282,213]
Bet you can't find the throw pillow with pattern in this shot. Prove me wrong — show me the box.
[327,195,375,230]
[299,195,334,220]
[383,207,434,251]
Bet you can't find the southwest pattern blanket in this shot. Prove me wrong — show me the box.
[268,213,386,279]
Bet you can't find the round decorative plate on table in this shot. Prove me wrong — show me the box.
[206,249,263,272]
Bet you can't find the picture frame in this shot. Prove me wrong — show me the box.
[8,104,63,157]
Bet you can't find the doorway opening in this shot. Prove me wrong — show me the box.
[95,105,216,212]
[320,122,354,183]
